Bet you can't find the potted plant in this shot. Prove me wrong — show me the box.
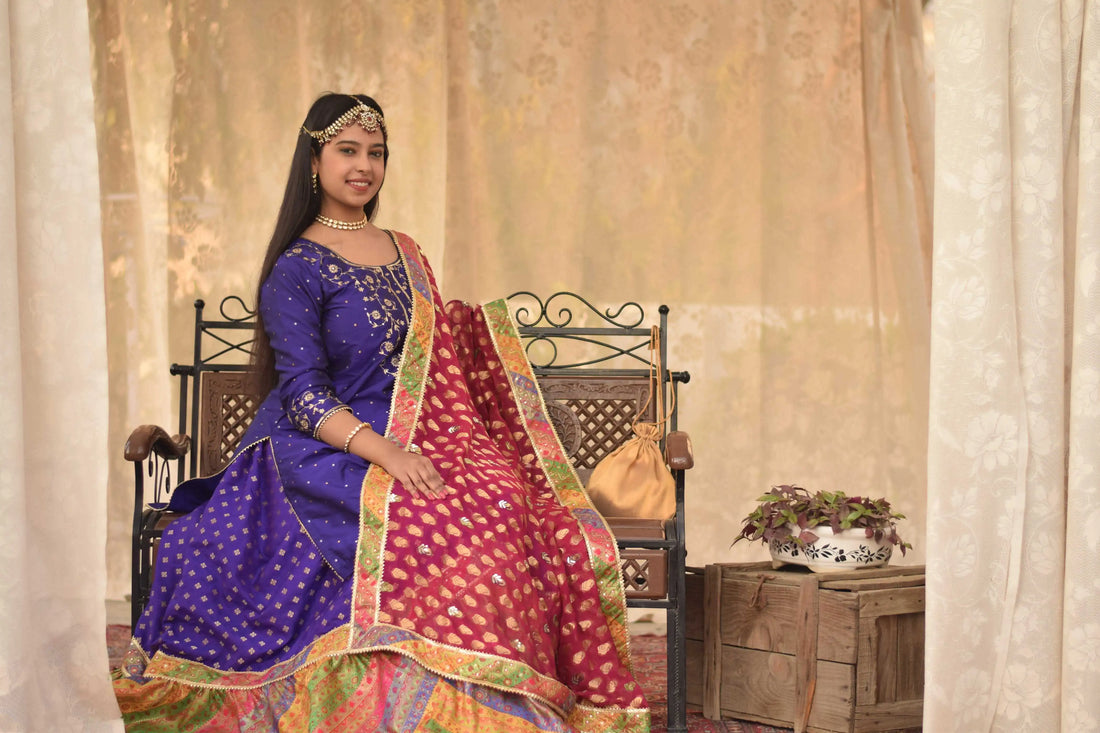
[732,484,913,572]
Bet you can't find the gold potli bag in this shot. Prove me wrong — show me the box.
[585,326,676,519]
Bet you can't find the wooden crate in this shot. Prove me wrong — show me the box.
[700,562,924,733]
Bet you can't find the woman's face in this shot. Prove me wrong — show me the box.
[312,123,386,218]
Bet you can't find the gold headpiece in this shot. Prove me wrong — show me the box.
[301,98,387,145]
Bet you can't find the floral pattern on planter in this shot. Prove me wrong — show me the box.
[769,526,893,572]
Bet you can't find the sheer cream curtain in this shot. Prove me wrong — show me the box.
[93,0,932,623]
[927,1,1100,730]
[0,0,122,730]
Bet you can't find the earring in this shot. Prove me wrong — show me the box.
[311,172,318,194]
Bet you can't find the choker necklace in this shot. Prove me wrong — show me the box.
[316,213,368,231]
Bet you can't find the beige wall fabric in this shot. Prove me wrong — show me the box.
[0,1,122,729]
[91,0,932,620]
[438,0,933,572]
[927,1,1100,730]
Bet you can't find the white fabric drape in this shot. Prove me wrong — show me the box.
[927,1,1100,730]
[0,0,122,730]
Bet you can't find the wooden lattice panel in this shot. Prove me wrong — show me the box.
[570,398,638,467]
[620,549,668,599]
[200,371,262,476]
[622,556,651,593]
[218,393,258,466]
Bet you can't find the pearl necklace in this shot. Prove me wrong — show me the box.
[316,212,368,231]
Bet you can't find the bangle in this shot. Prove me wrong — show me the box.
[313,405,351,439]
[343,422,371,453]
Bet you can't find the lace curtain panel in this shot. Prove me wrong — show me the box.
[1,0,121,729]
[927,1,1100,730]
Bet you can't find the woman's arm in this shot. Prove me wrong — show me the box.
[260,254,352,437]
[317,410,446,499]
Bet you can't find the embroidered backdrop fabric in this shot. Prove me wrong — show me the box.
[90,0,934,608]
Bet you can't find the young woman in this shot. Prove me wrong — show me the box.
[113,93,649,732]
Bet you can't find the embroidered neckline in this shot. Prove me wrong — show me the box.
[294,233,401,269]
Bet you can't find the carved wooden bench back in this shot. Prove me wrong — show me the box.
[538,375,655,485]
[198,371,262,476]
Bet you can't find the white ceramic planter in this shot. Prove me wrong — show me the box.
[769,525,893,573]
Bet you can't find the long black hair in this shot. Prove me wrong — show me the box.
[250,93,390,399]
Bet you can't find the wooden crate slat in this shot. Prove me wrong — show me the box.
[685,567,704,640]
[894,612,924,701]
[818,565,925,591]
[858,586,926,618]
[716,646,855,733]
[703,564,724,719]
[853,699,923,731]
[686,638,704,708]
[715,574,860,664]
[795,575,821,733]
[821,574,926,593]
[685,569,705,708]
[874,615,900,703]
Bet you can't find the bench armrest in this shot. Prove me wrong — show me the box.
[665,430,694,470]
[124,424,191,462]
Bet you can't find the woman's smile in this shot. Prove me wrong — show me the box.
[313,123,387,218]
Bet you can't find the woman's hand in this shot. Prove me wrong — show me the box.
[319,412,446,499]
[379,442,447,499]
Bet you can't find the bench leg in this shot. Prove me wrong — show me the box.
[665,543,687,733]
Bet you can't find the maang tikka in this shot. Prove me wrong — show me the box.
[301,98,387,146]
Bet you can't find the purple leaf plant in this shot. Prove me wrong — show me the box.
[732,484,912,555]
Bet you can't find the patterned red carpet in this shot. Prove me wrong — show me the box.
[107,624,128,670]
[107,627,790,732]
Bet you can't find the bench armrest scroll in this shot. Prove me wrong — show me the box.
[124,424,191,462]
